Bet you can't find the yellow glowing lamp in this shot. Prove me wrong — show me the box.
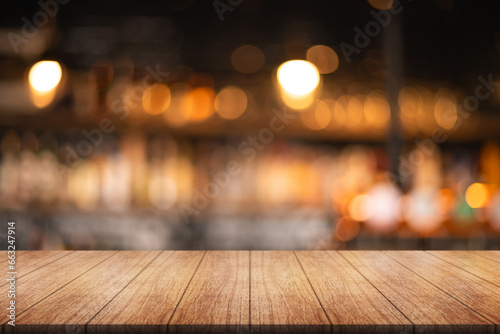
[29,61,62,93]
[277,60,320,96]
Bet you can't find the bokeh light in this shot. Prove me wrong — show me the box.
[181,87,215,122]
[365,183,402,233]
[300,100,331,130]
[231,45,265,74]
[434,91,458,130]
[306,45,339,74]
[28,60,63,108]
[67,162,99,211]
[398,87,422,132]
[30,90,57,109]
[348,194,372,221]
[142,83,171,115]
[465,183,489,208]
[281,91,316,110]
[277,60,320,96]
[215,86,248,120]
[326,99,346,129]
[164,83,192,127]
[405,188,444,235]
[364,91,390,131]
[346,95,364,128]
[29,61,62,92]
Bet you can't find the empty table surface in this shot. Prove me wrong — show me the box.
[1,250,499,333]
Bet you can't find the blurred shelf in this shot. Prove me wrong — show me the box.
[1,109,500,143]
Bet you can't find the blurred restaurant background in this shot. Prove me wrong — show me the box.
[1,0,500,250]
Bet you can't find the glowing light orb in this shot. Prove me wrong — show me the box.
[405,188,444,235]
[277,60,320,96]
[29,61,62,92]
[364,183,402,233]
[465,183,489,209]
[348,194,372,222]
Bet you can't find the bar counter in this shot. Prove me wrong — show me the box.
[1,250,499,333]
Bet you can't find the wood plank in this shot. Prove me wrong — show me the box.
[1,250,498,333]
[169,251,249,334]
[472,251,500,264]
[0,251,71,287]
[341,251,494,334]
[5,251,160,334]
[427,251,500,287]
[1,251,116,320]
[251,251,330,334]
[88,251,204,334]
[295,251,412,333]
[0,250,10,263]
[385,251,500,327]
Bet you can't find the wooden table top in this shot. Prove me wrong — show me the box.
[1,251,499,333]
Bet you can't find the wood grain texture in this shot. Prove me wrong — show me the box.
[251,251,330,334]
[385,251,500,327]
[295,251,412,334]
[473,251,500,264]
[5,251,160,334]
[0,250,12,264]
[2,250,499,334]
[1,251,116,322]
[169,251,249,334]
[0,251,70,286]
[88,251,204,334]
[341,251,494,334]
[427,251,500,287]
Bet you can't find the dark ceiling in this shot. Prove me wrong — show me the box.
[1,0,500,100]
